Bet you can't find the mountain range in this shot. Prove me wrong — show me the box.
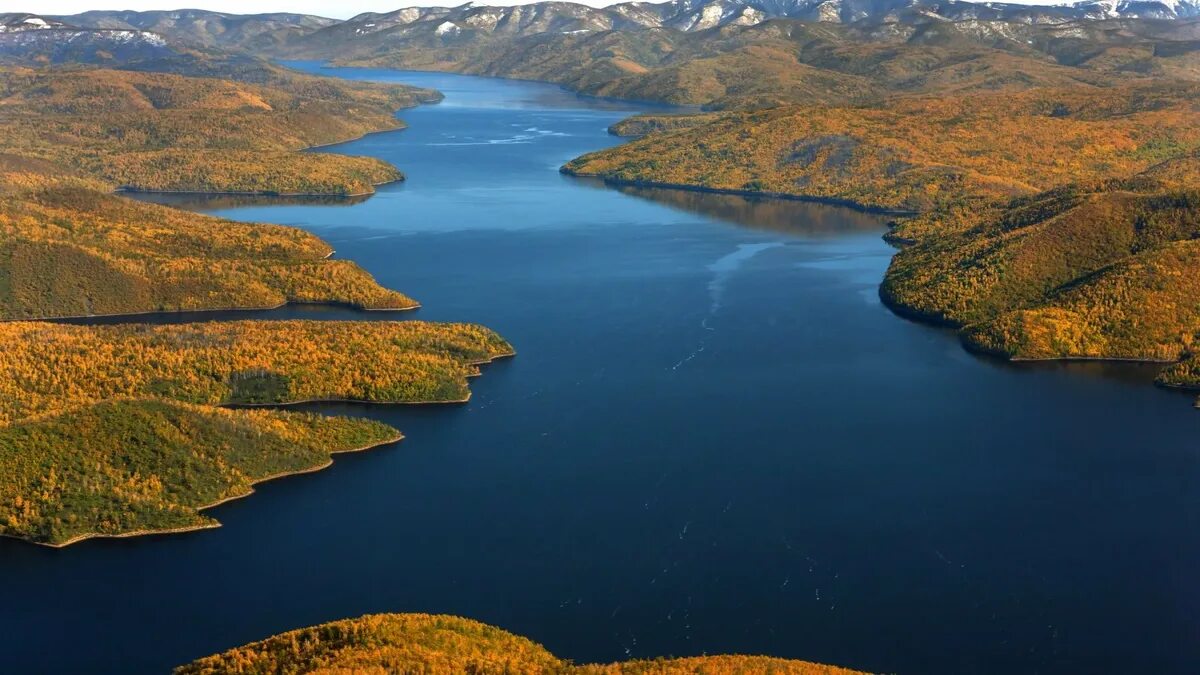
[0,1,1194,109]
[0,13,175,63]
[41,0,1200,49]
[311,0,1200,40]
[54,9,336,50]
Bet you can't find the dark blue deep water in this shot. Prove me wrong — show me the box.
[4,64,1200,674]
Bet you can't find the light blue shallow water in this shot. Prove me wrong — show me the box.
[4,64,1199,675]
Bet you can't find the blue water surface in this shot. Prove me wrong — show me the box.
[4,63,1199,675]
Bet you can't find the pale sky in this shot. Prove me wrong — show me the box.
[7,0,610,19]
[1,0,1074,22]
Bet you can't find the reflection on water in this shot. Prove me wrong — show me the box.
[294,61,684,114]
[52,303,417,326]
[8,63,1200,675]
[1003,357,1174,386]
[129,192,373,212]
[608,183,891,236]
[707,242,785,314]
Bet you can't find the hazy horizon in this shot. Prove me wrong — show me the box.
[12,0,1079,22]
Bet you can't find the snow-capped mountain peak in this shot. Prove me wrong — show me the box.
[1073,0,1200,19]
[0,14,69,32]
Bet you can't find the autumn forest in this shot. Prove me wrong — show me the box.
[3,1,1200,673]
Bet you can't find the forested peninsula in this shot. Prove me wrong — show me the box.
[0,58,516,547]
[17,7,1199,408]
[0,63,440,196]
[0,183,416,319]
[0,322,512,546]
[563,84,1200,404]
[0,56,447,319]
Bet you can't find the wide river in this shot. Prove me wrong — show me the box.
[5,63,1199,674]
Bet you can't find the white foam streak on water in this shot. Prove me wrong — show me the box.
[671,242,784,371]
[424,134,535,146]
[425,128,570,146]
[708,242,785,314]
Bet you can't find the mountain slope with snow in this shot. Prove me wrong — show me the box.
[0,14,176,64]
[58,9,337,51]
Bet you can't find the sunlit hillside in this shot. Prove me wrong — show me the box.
[176,613,869,675]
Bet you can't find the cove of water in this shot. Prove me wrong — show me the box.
[5,63,1199,674]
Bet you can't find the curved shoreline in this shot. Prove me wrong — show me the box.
[224,348,517,408]
[1006,354,1180,365]
[109,82,444,199]
[877,283,961,329]
[300,120,425,153]
[313,64,1189,379]
[10,299,421,325]
[8,84,442,324]
[0,348,514,547]
[584,177,1190,382]
[9,432,406,550]
[0,73,497,550]
[115,174,404,199]
[302,121,410,150]
[320,61,687,113]
[559,169,916,216]
[879,262,1188,374]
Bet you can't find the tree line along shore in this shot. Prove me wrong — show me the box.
[0,58,515,548]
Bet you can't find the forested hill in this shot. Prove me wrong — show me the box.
[0,50,521,549]
[176,613,869,674]
[281,16,1200,109]
[0,322,513,546]
[0,64,439,195]
[564,83,1200,406]
[564,83,1200,212]
[8,2,1194,110]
